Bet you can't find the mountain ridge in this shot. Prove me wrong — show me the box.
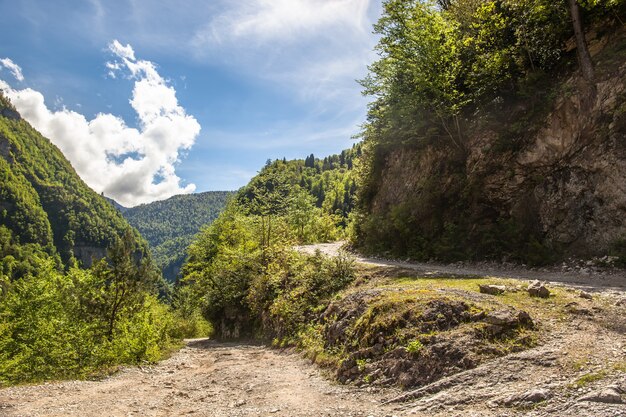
[0,92,145,268]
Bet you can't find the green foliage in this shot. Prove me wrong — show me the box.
[83,229,161,340]
[237,146,360,240]
[180,151,360,339]
[168,285,213,339]
[122,191,232,281]
[353,0,624,265]
[406,339,424,354]
[0,93,203,385]
[249,251,356,342]
[0,92,144,266]
[0,242,177,386]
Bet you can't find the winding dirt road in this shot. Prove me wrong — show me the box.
[1,244,624,416]
[296,241,626,293]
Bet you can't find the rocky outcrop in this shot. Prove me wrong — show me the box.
[0,132,12,162]
[527,280,551,298]
[363,28,626,262]
[321,287,535,389]
[1,107,21,120]
[73,244,107,267]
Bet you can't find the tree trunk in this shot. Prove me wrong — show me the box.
[568,0,595,82]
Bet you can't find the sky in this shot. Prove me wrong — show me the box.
[0,0,383,207]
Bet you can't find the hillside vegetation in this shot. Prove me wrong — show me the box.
[0,94,207,386]
[352,0,626,265]
[180,147,360,337]
[0,94,138,269]
[122,191,232,281]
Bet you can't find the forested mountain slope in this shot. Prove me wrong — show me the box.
[122,191,233,281]
[0,92,143,269]
[238,147,361,228]
[353,0,626,265]
[0,92,197,385]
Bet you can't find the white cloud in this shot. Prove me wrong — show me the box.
[0,44,200,207]
[0,58,25,82]
[191,0,377,108]
[195,0,371,45]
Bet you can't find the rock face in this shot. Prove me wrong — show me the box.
[73,244,108,268]
[359,28,626,262]
[0,107,21,120]
[0,133,11,160]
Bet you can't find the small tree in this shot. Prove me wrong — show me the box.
[89,229,157,340]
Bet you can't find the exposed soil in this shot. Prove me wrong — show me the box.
[0,340,399,417]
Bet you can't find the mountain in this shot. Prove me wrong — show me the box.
[122,191,233,281]
[0,92,144,269]
[238,146,361,224]
[105,196,128,213]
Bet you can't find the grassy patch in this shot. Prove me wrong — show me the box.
[570,370,608,388]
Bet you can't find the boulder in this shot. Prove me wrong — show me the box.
[578,386,623,404]
[483,310,533,335]
[503,388,551,406]
[479,284,506,295]
[527,280,550,298]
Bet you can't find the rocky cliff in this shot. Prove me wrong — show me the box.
[357,28,626,264]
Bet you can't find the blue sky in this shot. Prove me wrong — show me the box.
[0,0,382,206]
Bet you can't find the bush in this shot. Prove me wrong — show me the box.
[0,246,184,386]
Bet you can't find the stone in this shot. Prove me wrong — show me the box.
[483,310,533,335]
[579,291,593,300]
[578,386,623,404]
[503,388,551,406]
[485,310,518,326]
[527,280,550,298]
[565,302,591,315]
[479,284,506,295]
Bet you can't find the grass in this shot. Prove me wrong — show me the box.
[569,370,608,388]
[353,266,577,321]
[292,264,622,389]
[406,339,424,354]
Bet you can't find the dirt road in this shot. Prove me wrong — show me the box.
[296,241,626,293]
[0,340,399,417]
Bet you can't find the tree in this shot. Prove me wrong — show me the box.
[288,190,317,243]
[362,0,467,151]
[567,0,594,82]
[89,229,157,340]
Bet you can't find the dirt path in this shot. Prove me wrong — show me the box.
[296,241,626,293]
[0,340,400,417]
